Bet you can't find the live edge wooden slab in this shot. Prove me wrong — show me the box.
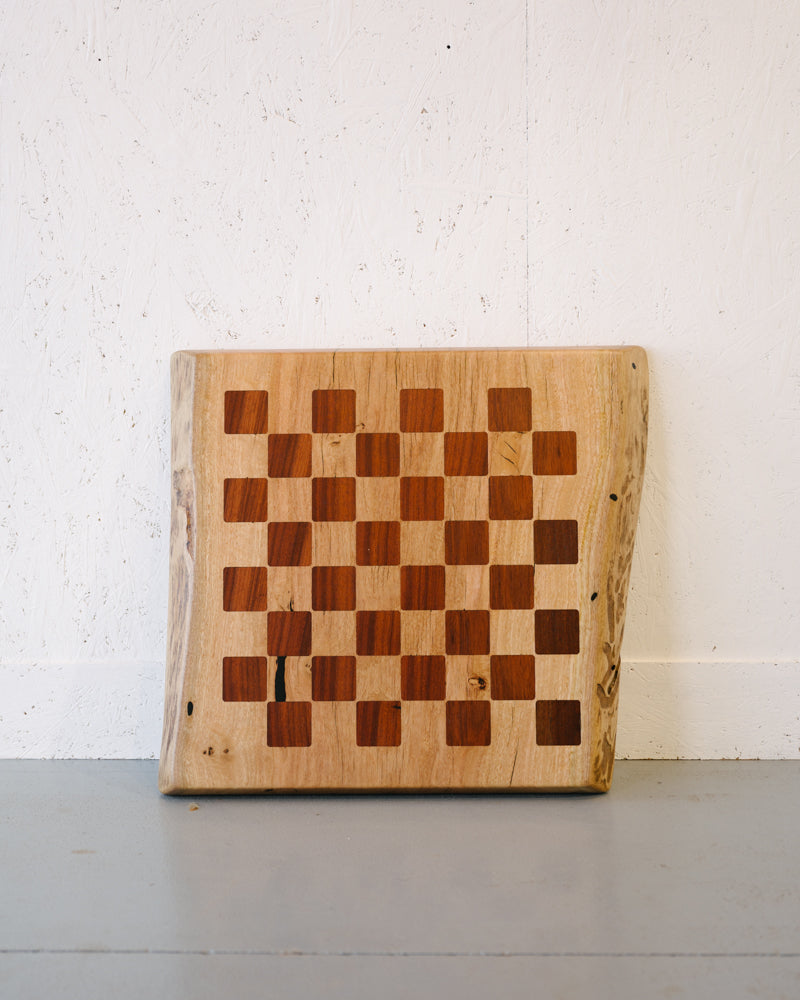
[159,348,648,794]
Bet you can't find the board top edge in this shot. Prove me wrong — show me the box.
[171,346,647,362]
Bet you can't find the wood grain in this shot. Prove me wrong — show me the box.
[357,701,401,746]
[268,521,312,566]
[532,431,577,476]
[357,610,401,656]
[268,702,312,747]
[490,655,535,700]
[534,519,578,564]
[312,389,356,433]
[536,700,581,746]
[488,387,532,432]
[489,476,533,520]
[401,565,445,610]
[401,655,446,700]
[445,610,490,655]
[224,390,268,434]
[446,700,491,746]
[445,521,489,565]
[269,434,312,478]
[489,565,535,610]
[222,566,268,612]
[400,388,444,432]
[535,609,580,655]
[222,656,268,701]
[267,611,312,656]
[160,347,649,794]
[356,433,400,477]
[400,476,444,521]
[444,432,488,476]
[312,566,356,611]
[312,656,357,701]
[356,521,400,566]
[312,477,356,521]
[223,478,269,522]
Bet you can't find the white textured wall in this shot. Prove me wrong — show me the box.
[1,0,798,758]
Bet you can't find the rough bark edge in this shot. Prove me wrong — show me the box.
[589,347,649,791]
[158,352,197,794]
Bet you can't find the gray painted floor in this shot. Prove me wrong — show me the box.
[0,762,798,999]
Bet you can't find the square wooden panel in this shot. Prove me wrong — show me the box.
[162,347,648,793]
[312,389,356,433]
[224,478,269,522]
[400,388,444,432]
[312,478,356,522]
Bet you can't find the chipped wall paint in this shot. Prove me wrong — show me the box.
[1,0,798,757]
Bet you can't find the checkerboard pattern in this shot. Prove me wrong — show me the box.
[220,385,581,750]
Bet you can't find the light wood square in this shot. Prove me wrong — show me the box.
[401,610,445,655]
[357,657,401,700]
[312,611,356,657]
[266,656,313,702]
[356,477,400,522]
[400,521,445,565]
[400,432,444,477]
[312,433,356,479]
[356,566,401,610]
[268,479,312,522]
[489,431,532,477]
[445,655,491,700]
[489,519,534,565]
[444,476,488,521]
[445,565,490,610]
[313,522,356,566]
[489,610,536,655]
[266,567,312,612]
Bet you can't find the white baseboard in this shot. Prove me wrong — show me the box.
[617,661,800,760]
[1,660,798,760]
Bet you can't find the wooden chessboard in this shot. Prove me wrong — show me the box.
[159,348,648,793]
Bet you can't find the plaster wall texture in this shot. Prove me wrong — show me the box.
[1,0,798,758]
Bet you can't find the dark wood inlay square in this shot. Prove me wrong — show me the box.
[222,656,268,701]
[445,521,489,565]
[268,701,312,747]
[489,476,533,520]
[224,478,269,522]
[312,656,356,701]
[268,522,312,566]
[400,388,444,432]
[312,477,356,521]
[445,610,490,655]
[444,432,488,476]
[488,387,532,432]
[446,700,491,746]
[269,434,312,478]
[356,433,400,477]
[532,431,577,476]
[312,389,356,433]
[400,476,444,521]
[535,609,580,655]
[357,700,401,746]
[312,566,356,610]
[490,655,535,700]
[401,565,445,610]
[357,610,401,656]
[222,566,268,611]
[356,521,400,565]
[534,519,579,564]
[401,655,446,700]
[267,611,312,656]
[224,390,268,434]
[490,564,535,609]
[536,700,581,745]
